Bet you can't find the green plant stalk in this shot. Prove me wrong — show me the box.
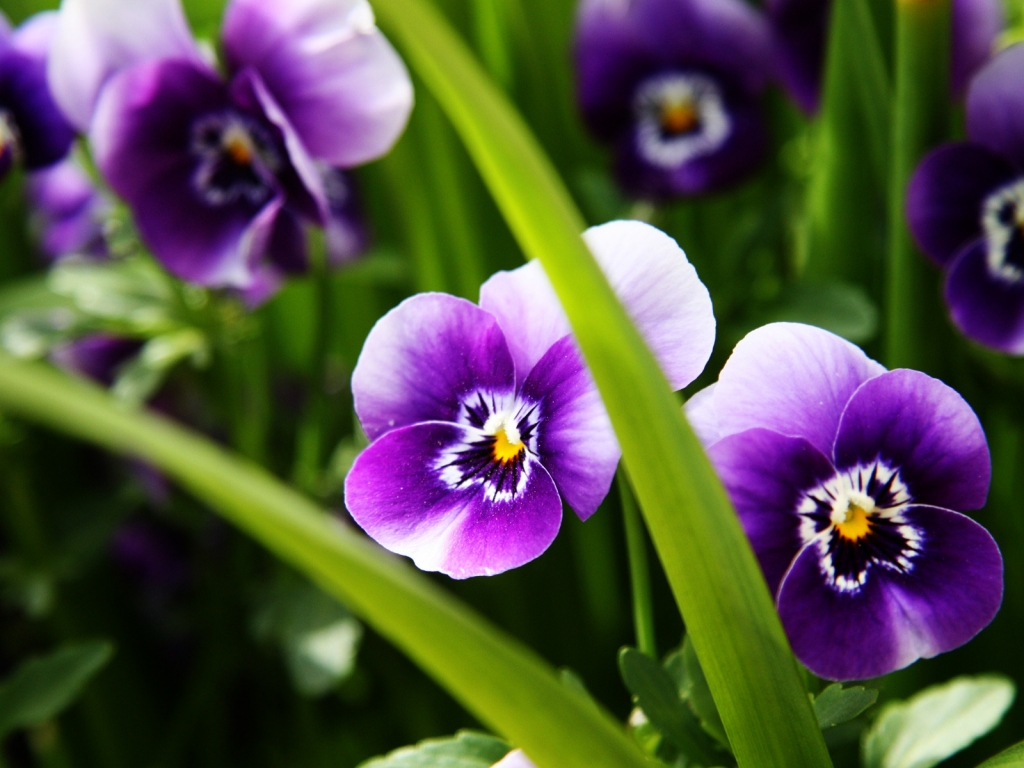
[371,1,832,764]
[804,0,890,289]
[618,470,656,658]
[0,356,648,768]
[884,0,951,371]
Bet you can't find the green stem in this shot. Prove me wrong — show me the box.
[884,0,952,371]
[618,469,656,658]
[292,236,333,493]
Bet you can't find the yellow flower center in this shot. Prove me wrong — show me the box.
[835,502,873,541]
[492,426,525,463]
[660,101,699,135]
[223,126,255,165]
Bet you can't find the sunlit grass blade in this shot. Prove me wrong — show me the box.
[884,0,953,372]
[370,1,832,765]
[0,355,647,768]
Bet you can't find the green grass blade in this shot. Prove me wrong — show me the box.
[0,355,646,768]
[370,1,832,765]
[978,741,1024,767]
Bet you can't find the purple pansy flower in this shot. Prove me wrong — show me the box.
[345,220,716,578]
[687,323,1002,680]
[51,334,143,385]
[48,0,407,295]
[0,11,75,180]
[26,155,110,260]
[907,44,1024,354]
[770,0,1002,113]
[573,0,773,198]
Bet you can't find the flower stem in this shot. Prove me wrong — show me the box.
[618,469,656,658]
[885,0,952,372]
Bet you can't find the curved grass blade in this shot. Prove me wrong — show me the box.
[369,1,832,765]
[0,355,646,768]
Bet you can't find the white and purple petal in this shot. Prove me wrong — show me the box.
[709,428,836,595]
[26,156,109,259]
[833,368,991,511]
[710,322,886,455]
[966,43,1024,168]
[479,220,715,391]
[344,421,562,578]
[684,383,720,446]
[778,504,1002,680]
[945,238,1024,354]
[47,0,203,130]
[519,335,618,521]
[352,294,517,442]
[222,0,413,167]
[906,142,1016,267]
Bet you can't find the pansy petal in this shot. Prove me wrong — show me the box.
[834,368,990,511]
[520,335,619,521]
[945,238,1024,354]
[906,142,1016,266]
[684,383,720,446]
[480,221,715,390]
[712,322,886,454]
[47,0,202,130]
[51,334,142,385]
[966,43,1024,167]
[322,167,370,265]
[767,0,829,113]
[90,59,275,287]
[352,294,516,441]
[951,0,1003,96]
[493,751,537,768]
[615,92,768,199]
[345,421,562,578]
[709,429,835,595]
[222,0,412,167]
[779,504,1002,680]
[27,157,109,259]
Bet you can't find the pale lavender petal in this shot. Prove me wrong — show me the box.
[26,156,109,259]
[966,43,1024,167]
[709,428,835,595]
[47,0,203,130]
[778,505,1002,680]
[520,335,618,521]
[684,383,720,446]
[712,323,886,455]
[222,0,412,167]
[351,294,516,441]
[480,221,715,391]
[10,11,57,58]
[834,370,990,511]
[951,0,1003,97]
[493,751,536,768]
[344,421,562,578]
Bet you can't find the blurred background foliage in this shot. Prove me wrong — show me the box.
[0,0,1022,766]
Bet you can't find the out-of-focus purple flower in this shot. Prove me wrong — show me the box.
[687,323,1002,681]
[110,520,189,593]
[573,0,773,198]
[770,0,1002,113]
[345,221,715,578]
[26,155,109,259]
[51,334,142,385]
[906,44,1024,354]
[48,0,408,296]
[0,12,75,181]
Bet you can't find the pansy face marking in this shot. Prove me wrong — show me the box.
[981,179,1024,282]
[797,462,922,593]
[633,72,731,169]
[0,110,21,172]
[190,111,280,207]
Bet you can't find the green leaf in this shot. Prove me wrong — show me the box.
[0,355,648,768]
[359,731,510,768]
[680,637,729,747]
[370,0,833,765]
[618,647,727,766]
[764,283,879,343]
[812,683,877,729]
[863,675,1016,768]
[977,740,1024,767]
[0,642,113,736]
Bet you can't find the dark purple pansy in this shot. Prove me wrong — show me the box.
[51,334,143,385]
[573,0,773,198]
[345,221,716,578]
[26,155,109,259]
[687,323,1002,681]
[770,0,1002,113]
[48,0,407,297]
[0,11,75,181]
[906,44,1024,353]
